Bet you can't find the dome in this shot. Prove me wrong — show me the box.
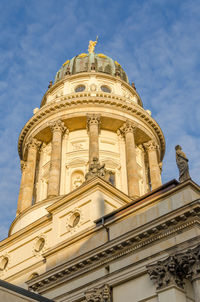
[54,52,129,83]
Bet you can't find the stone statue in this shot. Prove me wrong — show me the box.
[175,145,190,182]
[85,157,113,185]
[88,36,98,53]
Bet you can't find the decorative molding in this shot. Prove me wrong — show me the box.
[27,202,200,292]
[85,284,111,302]
[18,95,165,160]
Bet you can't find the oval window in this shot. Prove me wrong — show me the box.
[34,238,45,252]
[101,85,111,93]
[68,212,80,228]
[75,85,85,92]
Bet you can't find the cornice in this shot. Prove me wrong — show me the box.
[27,200,200,293]
[40,72,143,107]
[18,93,165,160]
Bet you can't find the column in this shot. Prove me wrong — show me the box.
[192,279,200,302]
[117,130,128,194]
[147,256,187,302]
[119,120,140,199]
[20,138,41,212]
[47,120,66,197]
[186,245,200,302]
[16,160,27,215]
[87,114,101,163]
[144,140,162,190]
[60,130,69,195]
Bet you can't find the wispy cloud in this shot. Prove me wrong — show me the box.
[0,0,199,240]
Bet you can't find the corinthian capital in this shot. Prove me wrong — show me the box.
[184,245,200,281]
[144,140,159,152]
[147,256,184,290]
[49,120,66,133]
[20,160,27,172]
[119,120,137,136]
[26,138,42,150]
[85,284,111,302]
[87,114,101,132]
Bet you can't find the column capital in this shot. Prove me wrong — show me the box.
[26,137,42,151]
[20,160,27,172]
[119,120,137,136]
[49,120,67,134]
[147,256,185,290]
[86,114,101,132]
[184,245,200,282]
[85,284,111,302]
[144,140,159,152]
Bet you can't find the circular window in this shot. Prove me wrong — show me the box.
[34,238,45,252]
[69,212,80,228]
[101,85,111,93]
[75,85,85,92]
[0,257,8,271]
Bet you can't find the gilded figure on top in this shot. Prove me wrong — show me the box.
[88,36,98,53]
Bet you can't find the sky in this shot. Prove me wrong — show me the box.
[0,0,199,240]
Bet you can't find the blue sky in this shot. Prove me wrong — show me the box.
[0,0,199,240]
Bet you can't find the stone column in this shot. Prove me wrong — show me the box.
[144,140,162,190]
[19,138,41,212]
[16,160,27,215]
[119,121,140,199]
[147,256,187,302]
[186,245,200,302]
[192,279,200,302]
[47,120,66,197]
[87,114,101,163]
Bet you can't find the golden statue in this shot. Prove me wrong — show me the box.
[88,36,98,53]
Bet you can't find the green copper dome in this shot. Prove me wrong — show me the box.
[54,53,129,83]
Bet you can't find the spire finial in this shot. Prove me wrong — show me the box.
[88,36,98,53]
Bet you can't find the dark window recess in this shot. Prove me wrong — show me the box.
[75,85,85,92]
[101,85,111,93]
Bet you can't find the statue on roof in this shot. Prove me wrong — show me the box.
[88,36,98,54]
[175,145,191,182]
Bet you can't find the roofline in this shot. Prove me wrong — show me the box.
[0,279,54,302]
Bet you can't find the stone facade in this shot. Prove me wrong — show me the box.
[0,49,199,302]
